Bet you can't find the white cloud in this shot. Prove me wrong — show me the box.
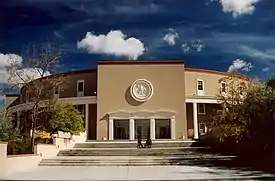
[190,40,205,52]
[0,95,5,103]
[262,67,270,72]
[77,30,145,60]
[181,40,205,53]
[0,53,51,84]
[0,54,23,83]
[237,45,275,60]
[163,28,179,46]
[181,43,191,53]
[220,0,259,18]
[227,59,253,73]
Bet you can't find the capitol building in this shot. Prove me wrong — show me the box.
[6,60,234,142]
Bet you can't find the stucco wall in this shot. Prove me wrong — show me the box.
[185,70,226,97]
[17,70,97,104]
[0,137,75,179]
[0,143,7,179]
[97,62,186,140]
[5,154,41,176]
[60,71,97,98]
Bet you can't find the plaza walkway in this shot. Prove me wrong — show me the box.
[6,164,275,180]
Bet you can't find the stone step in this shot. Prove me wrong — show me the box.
[75,140,198,148]
[57,147,207,156]
[39,156,236,166]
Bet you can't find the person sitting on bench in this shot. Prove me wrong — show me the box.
[137,136,143,148]
[144,137,152,148]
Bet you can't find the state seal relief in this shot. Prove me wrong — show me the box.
[130,79,153,102]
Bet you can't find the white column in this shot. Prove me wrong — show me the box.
[150,118,155,140]
[129,119,135,140]
[85,104,89,140]
[193,102,199,139]
[170,117,176,139]
[109,118,114,140]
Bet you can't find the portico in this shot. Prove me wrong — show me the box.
[186,98,220,139]
[108,111,176,140]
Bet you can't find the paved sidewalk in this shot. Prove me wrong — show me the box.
[5,165,275,180]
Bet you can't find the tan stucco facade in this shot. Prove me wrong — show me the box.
[97,61,186,140]
[6,60,242,141]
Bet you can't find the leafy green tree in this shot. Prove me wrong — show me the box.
[39,100,84,135]
[208,75,275,155]
[267,77,275,89]
[0,110,20,142]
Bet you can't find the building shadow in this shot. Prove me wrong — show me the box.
[125,85,144,106]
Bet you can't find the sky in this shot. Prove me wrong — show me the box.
[1,0,275,105]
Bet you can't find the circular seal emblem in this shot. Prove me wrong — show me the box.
[130,79,154,102]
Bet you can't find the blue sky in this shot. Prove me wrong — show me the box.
[1,0,275,106]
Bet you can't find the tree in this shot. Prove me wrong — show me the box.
[267,77,275,90]
[208,74,275,155]
[38,100,84,136]
[5,43,64,152]
[0,110,18,142]
[208,75,250,141]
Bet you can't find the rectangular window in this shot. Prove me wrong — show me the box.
[197,80,203,91]
[77,80,84,92]
[221,82,226,93]
[54,85,59,95]
[198,103,206,114]
[199,123,207,134]
[77,104,85,115]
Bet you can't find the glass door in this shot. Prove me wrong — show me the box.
[114,119,129,139]
[135,119,150,139]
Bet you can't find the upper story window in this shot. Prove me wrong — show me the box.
[239,82,246,96]
[54,85,59,95]
[197,79,204,96]
[54,85,60,98]
[198,103,206,114]
[77,80,84,97]
[221,82,226,93]
[197,80,203,90]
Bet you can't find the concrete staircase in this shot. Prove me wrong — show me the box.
[39,140,236,166]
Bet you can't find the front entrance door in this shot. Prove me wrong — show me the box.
[135,119,150,139]
[114,119,129,139]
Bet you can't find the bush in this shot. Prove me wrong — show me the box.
[7,137,32,155]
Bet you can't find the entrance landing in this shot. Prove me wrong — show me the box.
[80,139,198,148]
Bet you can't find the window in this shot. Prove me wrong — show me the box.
[54,85,59,95]
[197,80,203,91]
[199,123,207,134]
[198,103,206,114]
[221,82,226,93]
[77,104,85,115]
[239,82,245,96]
[77,80,84,92]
